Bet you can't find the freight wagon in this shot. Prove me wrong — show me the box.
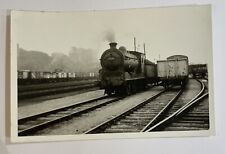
[189,64,207,79]
[157,55,189,88]
[17,70,97,85]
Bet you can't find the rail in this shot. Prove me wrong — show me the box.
[146,79,206,132]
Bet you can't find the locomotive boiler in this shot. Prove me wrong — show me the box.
[99,42,158,95]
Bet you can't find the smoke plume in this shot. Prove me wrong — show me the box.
[68,47,100,72]
[104,30,115,42]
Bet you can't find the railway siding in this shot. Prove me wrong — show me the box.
[165,79,202,116]
[154,93,209,131]
[31,87,164,135]
[146,79,208,132]
[85,89,182,134]
[18,90,105,119]
[17,79,209,136]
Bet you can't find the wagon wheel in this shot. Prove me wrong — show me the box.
[126,83,132,95]
[163,82,168,89]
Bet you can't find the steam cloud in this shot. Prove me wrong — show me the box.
[18,47,100,73]
[17,48,51,72]
[18,30,118,73]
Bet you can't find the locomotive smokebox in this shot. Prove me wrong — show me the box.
[109,42,117,49]
[101,42,123,71]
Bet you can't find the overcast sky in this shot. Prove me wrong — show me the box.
[12,5,212,64]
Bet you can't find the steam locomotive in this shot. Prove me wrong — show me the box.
[99,42,158,95]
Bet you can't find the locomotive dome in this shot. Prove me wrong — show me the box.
[118,46,127,53]
[100,42,124,71]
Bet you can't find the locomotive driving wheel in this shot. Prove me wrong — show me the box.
[131,82,137,94]
[105,88,113,96]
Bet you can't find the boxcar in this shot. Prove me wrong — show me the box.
[157,55,189,87]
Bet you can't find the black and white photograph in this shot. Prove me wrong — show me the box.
[10,5,214,142]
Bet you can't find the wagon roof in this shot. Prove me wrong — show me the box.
[167,55,188,60]
[145,59,155,65]
[17,70,31,72]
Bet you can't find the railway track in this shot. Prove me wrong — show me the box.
[18,80,98,92]
[146,79,208,132]
[85,79,207,134]
[18,82,98,100]
[159,93,209,131]
[84,87,183,134]
[18,79,208,135]
[18,95,121,136]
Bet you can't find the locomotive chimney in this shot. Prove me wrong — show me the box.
[109,42,117,49]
